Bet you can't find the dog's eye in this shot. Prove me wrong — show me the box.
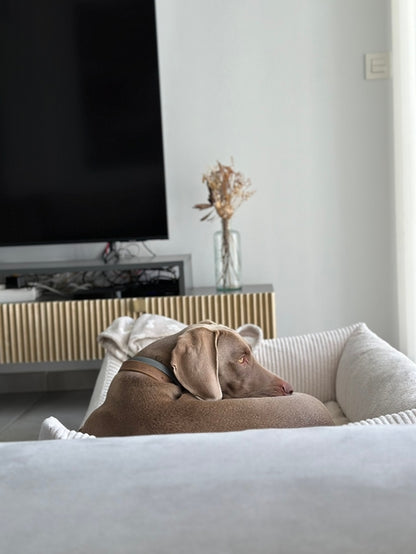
[238,355,247,365]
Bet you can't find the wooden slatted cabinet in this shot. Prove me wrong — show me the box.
[0,285,276,366]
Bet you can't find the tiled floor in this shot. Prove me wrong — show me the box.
[0,389,92,441]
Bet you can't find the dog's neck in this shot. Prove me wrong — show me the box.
[131,356,177,381]
[120,356,181,386]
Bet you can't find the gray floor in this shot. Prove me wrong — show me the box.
[0,389,92,441]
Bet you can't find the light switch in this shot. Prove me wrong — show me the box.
[365,52,390,80]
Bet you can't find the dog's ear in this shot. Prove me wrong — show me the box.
[171,327,222,400]
[236,324,263,350]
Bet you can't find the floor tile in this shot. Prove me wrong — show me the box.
[0,390,92,442]
[0,392,42,432]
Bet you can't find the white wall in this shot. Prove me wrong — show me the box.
[0,0,396,343]
[154,0,396,342]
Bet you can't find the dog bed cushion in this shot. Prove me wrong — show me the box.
[255,323,361,403]
[336,324,416,422]
[39,417,95,440]
[348,408,416,426]
[39,321,416,439]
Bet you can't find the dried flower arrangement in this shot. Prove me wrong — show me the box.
[194,159,254,290]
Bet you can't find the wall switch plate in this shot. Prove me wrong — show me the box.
[365,52,390,80]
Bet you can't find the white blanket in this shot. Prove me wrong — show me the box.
[98,313,263,361]
[98,313,187,361]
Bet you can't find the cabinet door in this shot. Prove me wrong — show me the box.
[0,291,276,364]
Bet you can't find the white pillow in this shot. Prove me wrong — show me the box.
[336,324,416,422]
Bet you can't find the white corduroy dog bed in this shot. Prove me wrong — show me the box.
[39,318,416,440]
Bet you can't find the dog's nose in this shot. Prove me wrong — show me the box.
[282,381,294,395]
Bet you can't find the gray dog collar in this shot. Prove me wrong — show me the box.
[130,355,181,386]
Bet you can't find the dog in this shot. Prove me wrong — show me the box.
[81,321,334,436]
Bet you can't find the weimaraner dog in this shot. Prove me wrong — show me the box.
[81,321,334,436]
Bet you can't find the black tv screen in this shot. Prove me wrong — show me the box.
[0,0,168,246]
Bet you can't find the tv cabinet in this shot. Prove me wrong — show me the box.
[0,255,192,297]
[0,283,276,368]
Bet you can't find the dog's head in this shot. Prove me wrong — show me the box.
[170,321,293,400]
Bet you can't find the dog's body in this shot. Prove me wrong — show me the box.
[81,322,334,436]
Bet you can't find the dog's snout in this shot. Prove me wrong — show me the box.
[282,381,294,396]
[272,376,294,396]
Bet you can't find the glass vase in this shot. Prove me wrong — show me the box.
[214,221,242,291]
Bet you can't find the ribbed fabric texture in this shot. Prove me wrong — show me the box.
[336,323,416,422]
[81,353,123,426]
[40,318,416,437]
[39,417,95,440]
[255,323,362,403]
[348,409,416,426]
[324,400,350,425]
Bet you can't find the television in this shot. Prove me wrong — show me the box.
[0,0,168,247]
